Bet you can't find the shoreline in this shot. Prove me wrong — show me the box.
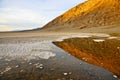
[0,32,119,80]
[53,36,120,77]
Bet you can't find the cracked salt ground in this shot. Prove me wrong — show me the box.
[0,41,56,60]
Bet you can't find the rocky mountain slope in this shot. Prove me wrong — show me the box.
[40,0,120,32]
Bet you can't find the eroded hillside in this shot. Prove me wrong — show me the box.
[41,0,120,31]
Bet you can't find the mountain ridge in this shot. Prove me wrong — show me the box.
[40,0,120,32]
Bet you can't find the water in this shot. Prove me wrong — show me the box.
[0,33,119,80]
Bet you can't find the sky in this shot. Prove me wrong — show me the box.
[0,0,86,31]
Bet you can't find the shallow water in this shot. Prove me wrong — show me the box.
[0,33,119,80]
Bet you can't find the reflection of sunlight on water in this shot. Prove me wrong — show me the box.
[0,41,56,60]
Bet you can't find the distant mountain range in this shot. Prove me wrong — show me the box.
[36,0,120,33]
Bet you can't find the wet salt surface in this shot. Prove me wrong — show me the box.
[0,33,120,80]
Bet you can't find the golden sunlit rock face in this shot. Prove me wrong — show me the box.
[41,0,120,31]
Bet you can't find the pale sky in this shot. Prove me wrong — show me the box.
[0,0,86,31]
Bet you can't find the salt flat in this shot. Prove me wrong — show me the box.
[0,32,119,80]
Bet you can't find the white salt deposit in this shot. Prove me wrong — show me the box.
[63,73,68,76]
[93,39,105,42]
[30,51,56,59]
[69,72,72,74]
[35,63,44,69]
[90,33,110,37]
[55,33,109,42]
[1,66,12,74]
[15,65,19,68]
[0,41,56,60]
[113,75,118,78]
[80,63,82,65]
[29,63,32,65]
[107,37,118,39]
[117,47,120,49]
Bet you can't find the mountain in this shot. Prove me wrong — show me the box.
[40,0,120,32]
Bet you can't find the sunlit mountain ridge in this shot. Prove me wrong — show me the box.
[39,0,120,32]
